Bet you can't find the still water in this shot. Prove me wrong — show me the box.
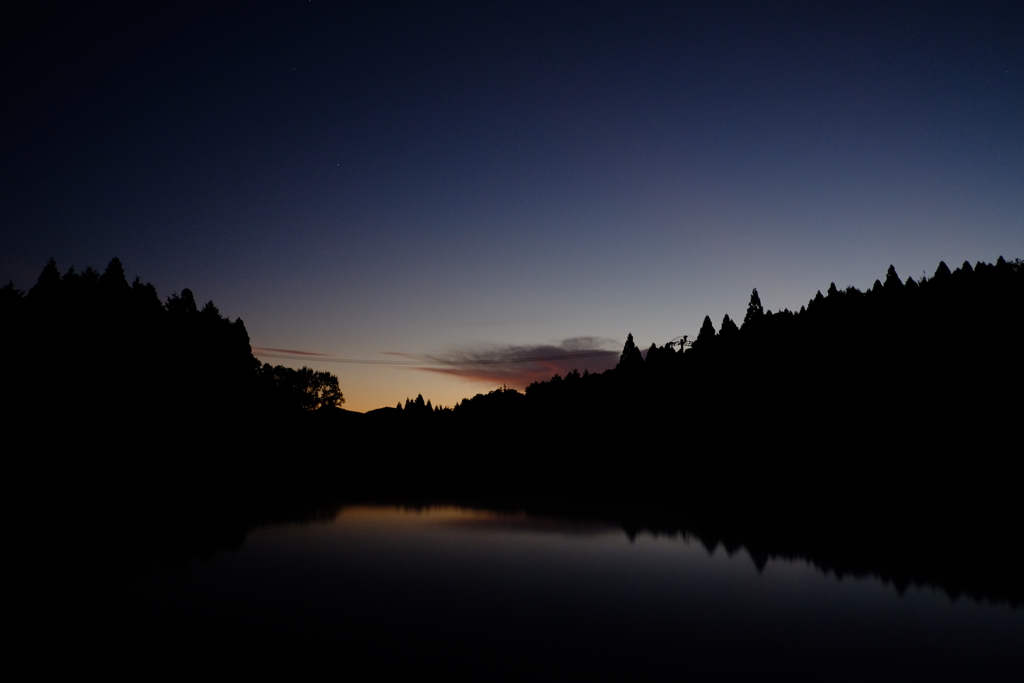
[13,506,1022,679]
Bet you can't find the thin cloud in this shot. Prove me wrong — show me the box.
[253,347,332,357]
[412,337,621,389]
[253,348,422,364]
[251,338,623,388]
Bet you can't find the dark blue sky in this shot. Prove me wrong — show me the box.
[3,1,1022,410]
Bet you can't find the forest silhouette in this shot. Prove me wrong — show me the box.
[5,256,1023,613]
[3,255,1021,499]
[341,256,1023,504]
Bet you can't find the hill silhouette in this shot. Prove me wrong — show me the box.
[5,256,1023,617]
[3,256,1021,502]
[1,258,342,493]
[330,257,1024,502]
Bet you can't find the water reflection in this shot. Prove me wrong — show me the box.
[9,502,1023,679]
[12,498,1024,605]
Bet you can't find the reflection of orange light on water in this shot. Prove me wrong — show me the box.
[333,506,619,536]
[336,505,504,525]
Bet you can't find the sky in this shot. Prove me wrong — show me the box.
[3,1,1022,412]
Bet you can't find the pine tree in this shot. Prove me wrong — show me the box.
[617,333,644,373]
[719,313,739,339]
[691,315,717,351]
[28,258,61,299]
[742,288,764,328]
[99,257,129,290]
[883,265,902,290]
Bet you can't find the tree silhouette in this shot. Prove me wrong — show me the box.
[618,333,644,372]
[719,314,739,339]
[259,364,345,411]
[99,257,129,291]
[304,368,344,410]
[28,258,61,301]
[691,315,717,352]
[1,281,23,311]
[743,289,764,328]
[883,265,902,291]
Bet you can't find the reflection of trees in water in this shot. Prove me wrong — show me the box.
[13,497,1022,608]
[609,501,1024,607]
[381,497,1024,608]
[5,256,1022,606]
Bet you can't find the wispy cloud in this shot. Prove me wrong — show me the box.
[253,347,431,365]
[253,347,333,357]
[252,337,622,388]
[408,337,621,388]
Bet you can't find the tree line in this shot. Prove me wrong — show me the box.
[2,258,345,456]
[370,256,1022,425]
[5,255,1020,500]
[353,257,1021,501]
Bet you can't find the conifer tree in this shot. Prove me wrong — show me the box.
[29,258,61,299]
[742,289,764,328]
[99,257,129,290]
[719,314,739,338]
[883,265,902,290]
[618,333,643,372]
[692,315,717,351]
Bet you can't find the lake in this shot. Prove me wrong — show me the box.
[11,504,1022,680]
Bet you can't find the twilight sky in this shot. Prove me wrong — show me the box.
[3,1,1022,412]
